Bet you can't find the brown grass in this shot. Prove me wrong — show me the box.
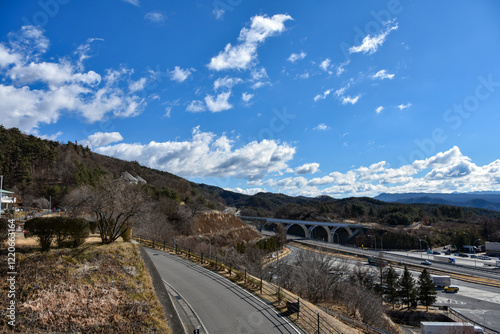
[0,238,170,333]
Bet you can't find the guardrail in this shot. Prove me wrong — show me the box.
[449,308,499,334]
[134,234,343,334]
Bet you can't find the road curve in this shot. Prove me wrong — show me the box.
[144,247,302,334]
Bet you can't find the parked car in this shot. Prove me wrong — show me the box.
[458,253,469,258]
[421,260,432,265]
[444,251,451,255]
[444,285,459,293]
[433,251,441,255]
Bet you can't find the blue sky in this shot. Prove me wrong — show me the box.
[1,0,500,197]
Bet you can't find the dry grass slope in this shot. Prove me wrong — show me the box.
[0,239,170,333]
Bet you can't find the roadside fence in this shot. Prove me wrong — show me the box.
[134,234,343,334]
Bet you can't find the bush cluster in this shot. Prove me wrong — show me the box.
[25,217,89,251]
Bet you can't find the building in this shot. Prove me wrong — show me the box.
[0,189,16,214]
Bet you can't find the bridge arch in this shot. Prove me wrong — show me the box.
[287,224,308,238]
[331,227,352,244]
[309,225,331,242]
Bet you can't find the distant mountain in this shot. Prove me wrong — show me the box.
[374,192,500,211]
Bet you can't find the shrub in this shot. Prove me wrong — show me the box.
[25,217,56,251]
[25,217,89,251]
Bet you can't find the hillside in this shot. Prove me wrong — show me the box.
[2,126,500,241]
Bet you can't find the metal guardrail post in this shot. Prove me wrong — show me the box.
[188,248,190,259]
[152,238,155,249]
[201,252,204,264]
[229,264,231,276]
[317,313,320,334]
[260,277,263,294]
[245,269,247,284]
[278,287,281,304]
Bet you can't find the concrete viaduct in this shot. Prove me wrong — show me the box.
[240,216,367,244]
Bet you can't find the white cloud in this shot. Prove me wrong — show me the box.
[295,163,320,175]
[397,102,412,110]
[319,58,331,72]
[250,67,270,89]
[214,76,242,90]
[164,106,172,118]
[313,123,329,131]
[208,14,292,71]
[95,126,296,180]
[213,8,225,20]
[186,100,206,113]
[168,66,193,82]
[313,89,331,102]
[349,21,398,55]
[74,38,104,71]
[288,51,306,63]
[340,95,360,105]
[205,91,232,112]
[242,92,254,102]
[38,131,63,141]
[297,72,309,79]
[145,12,166,24]
[0,28,147,132]
[258,146,500,198]
[372,69,394,80]
[336,59,350,76]
[121,0,140,6]
[128,77,147,92]
[81,132,124,148]
[375,106,384,114]
[226,187,266,195]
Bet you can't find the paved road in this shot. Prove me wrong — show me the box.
[284,244,500,332]
[144,247,302,334]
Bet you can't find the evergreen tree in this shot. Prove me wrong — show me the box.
[384,266,400,309]
[399,265,417,309]
[418,268,437,311]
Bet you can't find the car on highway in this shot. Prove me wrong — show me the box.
[421,260,432,265]
[471,255,478,258]
[480,256,492,260]
[444,251,451,255]
[444,285,459,293]
[458,253,469,257]
[433,251,441,255]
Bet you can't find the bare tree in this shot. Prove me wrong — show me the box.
[65,177,149,244]
[275,223,287,247]
[292,250,336,303]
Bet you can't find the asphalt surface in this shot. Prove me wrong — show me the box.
[285,243,500,332]
[144,247,302,334]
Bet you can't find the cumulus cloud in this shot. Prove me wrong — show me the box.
[372,69,394,80]
[242,92,254,103]
[168,66,193,82]
[145,12,166,24]
[81,132,124,148]
[0,26,147,132]
[205,91,232,112]
[288,51,306,63]
[349,21,398,54]
[397,102,412,110]
[214,76,243,90]
[313,89,331,102]
[186,100,206,112]
[250,146,500,198]
[375,106,384,114]
[340,95,360,105]
[208,14,292,71]
[319,58,331,73]
[295,163,319,175]
[95,126,296,180]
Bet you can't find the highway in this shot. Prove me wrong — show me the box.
[144,247,303,334]
[283,241,500,332]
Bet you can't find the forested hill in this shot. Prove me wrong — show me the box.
[0,126,223,209]
[2,126,500,229]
